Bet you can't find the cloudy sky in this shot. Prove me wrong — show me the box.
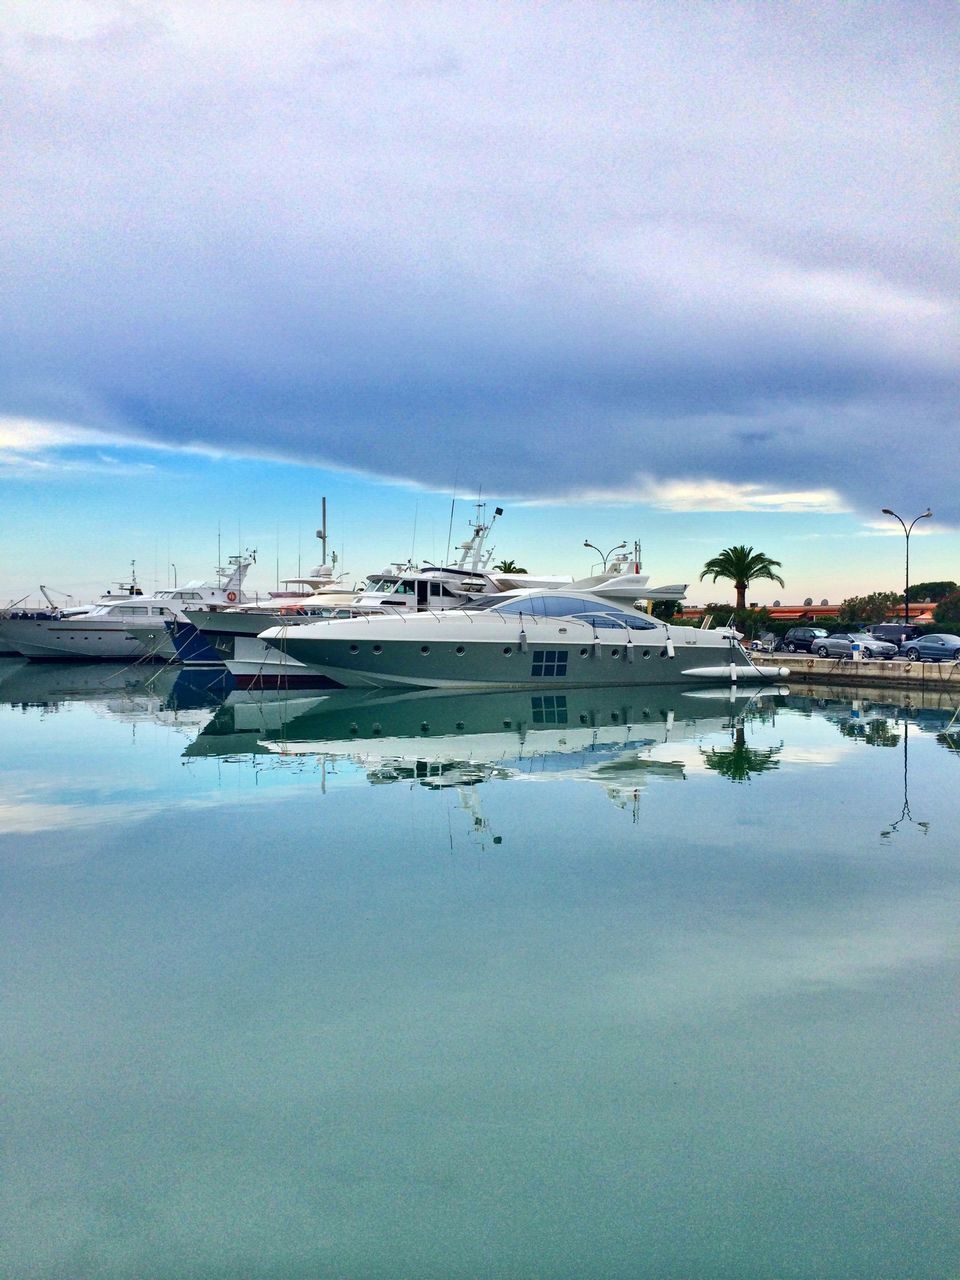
[2,1,957,603]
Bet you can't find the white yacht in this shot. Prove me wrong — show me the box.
[189,503,575,688]
[260,584,789,691]
[1,556,255,662]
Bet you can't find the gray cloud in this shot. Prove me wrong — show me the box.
[2,2,957,517]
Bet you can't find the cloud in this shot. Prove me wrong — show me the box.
[1,2,957,518]
[0,417,159,479]
[521,477,848,514]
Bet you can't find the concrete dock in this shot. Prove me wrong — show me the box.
[751,652,960,692]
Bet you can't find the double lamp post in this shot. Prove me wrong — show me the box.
[880,507,932,626]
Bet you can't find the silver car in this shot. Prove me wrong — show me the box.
[899,633,960,662]
[814,631,898,660]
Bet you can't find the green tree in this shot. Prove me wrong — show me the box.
[493,559,527,574]
[908,580,957,603]
[650,599,679,620]
[933,589,960,628]
[838,591,902,624]
[699,546,784,611]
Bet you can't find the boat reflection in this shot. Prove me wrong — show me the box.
[0,657,231,714]
[185,683,789,808]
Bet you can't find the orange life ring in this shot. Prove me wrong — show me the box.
[903,662,912,672]
[226,590,237,602]
[806,659,814,668]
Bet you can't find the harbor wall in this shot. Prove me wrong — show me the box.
[752,654,960,693]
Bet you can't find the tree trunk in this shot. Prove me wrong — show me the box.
[736,581,747,610]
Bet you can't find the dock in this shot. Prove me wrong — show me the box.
[752,653,960,693]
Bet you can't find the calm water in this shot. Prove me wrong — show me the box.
[2,659,958,1280]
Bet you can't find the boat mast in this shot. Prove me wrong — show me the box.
[317,497,327,565]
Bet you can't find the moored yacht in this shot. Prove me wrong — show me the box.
[260,586,790,690]
[1,556,255,662]
[188,502,574,687]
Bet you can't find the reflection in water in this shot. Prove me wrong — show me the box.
[188,683,785,812]
[881,719,930,839]
[701,720,783,782]
[0,658,230,714]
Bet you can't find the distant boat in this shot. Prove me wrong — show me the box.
[0,555,255,662]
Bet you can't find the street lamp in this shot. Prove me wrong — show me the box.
[880,507,932,627]
[583,539,626,571]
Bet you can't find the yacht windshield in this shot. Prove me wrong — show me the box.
[459,593,659,628]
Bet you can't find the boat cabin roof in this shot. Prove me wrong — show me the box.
[460,590,662,626]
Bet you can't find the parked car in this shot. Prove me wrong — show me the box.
[813,632,898,659]
[898,633,960,662]
[778,626,829,653]
[866,622,926,644]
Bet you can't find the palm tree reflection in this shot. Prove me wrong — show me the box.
[702,721,782,783]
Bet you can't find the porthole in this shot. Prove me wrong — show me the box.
[372,644,383,655]
[349,644,360,654]
[660,648,667,658]
[420,645,431,655]
[611,648,620,658]
[502,646,512,656]
[642,648,651,659]
[579,647,589,657]
[455,645,465,656]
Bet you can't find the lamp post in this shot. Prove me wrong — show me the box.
[583,539,626,571]
[880,507,932,627]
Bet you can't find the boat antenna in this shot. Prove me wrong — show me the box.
[444,495,456,566]
[411,499,419,564]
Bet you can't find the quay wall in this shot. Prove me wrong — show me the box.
[752,654,960,693]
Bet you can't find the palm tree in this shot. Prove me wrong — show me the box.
[493,558,527,573]
[699,545,785,611]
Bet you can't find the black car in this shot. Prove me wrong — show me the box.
[779,626,829,653]
[866,623,925,644]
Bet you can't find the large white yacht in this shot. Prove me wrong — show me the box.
[260,583,788,690]
[188,503,576,687]
[0,556,255,662]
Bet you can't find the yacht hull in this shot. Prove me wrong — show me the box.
[225,634,342,689]
[265,627,775,690]
[0,618,157,662]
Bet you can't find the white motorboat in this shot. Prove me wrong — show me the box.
[260,584,790,691]
[1,555,255,662]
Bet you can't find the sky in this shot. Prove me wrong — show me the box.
[1,0,957,606]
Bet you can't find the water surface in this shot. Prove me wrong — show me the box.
[2,660,958,1279]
